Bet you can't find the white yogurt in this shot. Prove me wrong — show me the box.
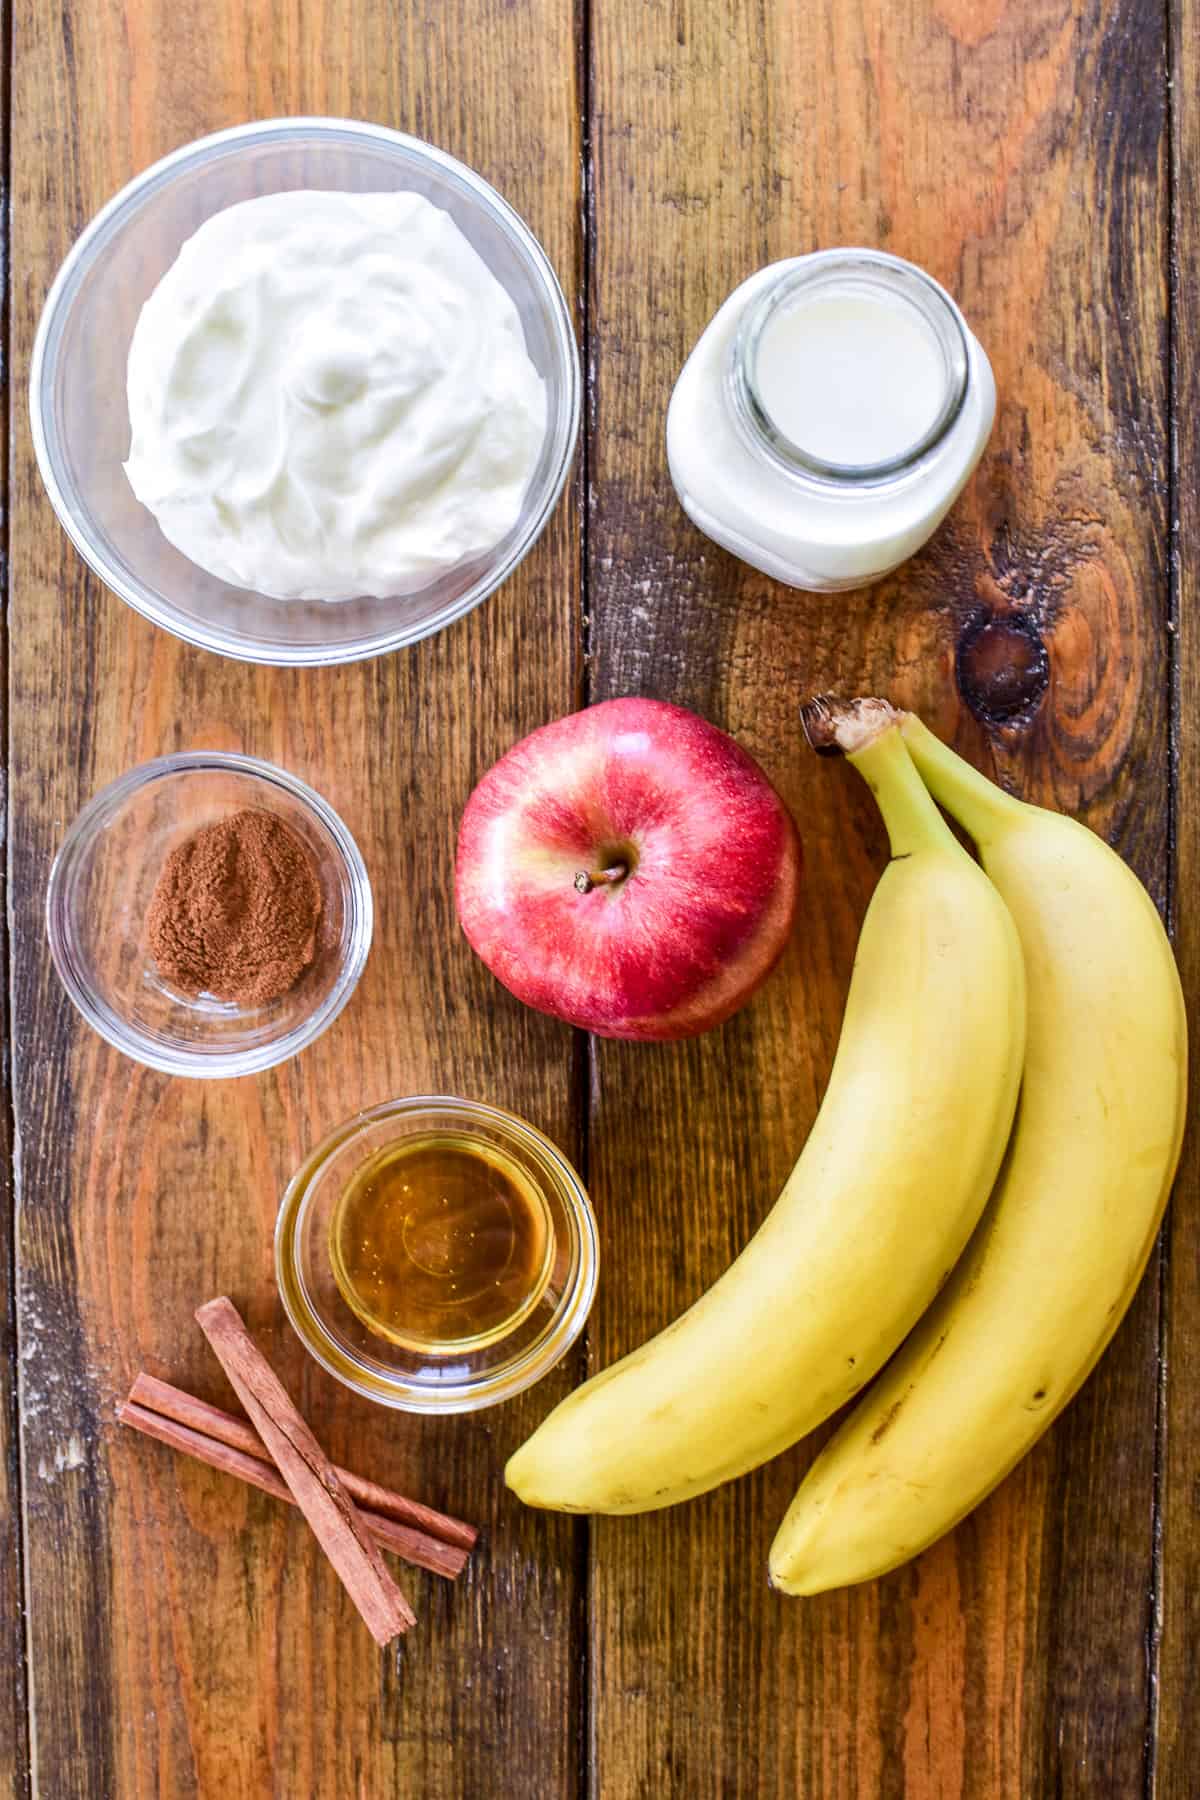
[666,250,995,592]
[124,190,547,601]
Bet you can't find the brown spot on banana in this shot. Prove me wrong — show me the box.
[869,1400,904,1446]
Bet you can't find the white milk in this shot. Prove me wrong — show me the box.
[754,293,947,468]
[666,250,995,592]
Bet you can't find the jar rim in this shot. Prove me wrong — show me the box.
[728,249,971,487]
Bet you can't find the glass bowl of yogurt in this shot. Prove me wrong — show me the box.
[30,119,581,665]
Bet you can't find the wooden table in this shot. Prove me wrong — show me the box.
[3,0,1197,1793]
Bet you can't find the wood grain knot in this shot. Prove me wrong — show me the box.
[955,613,1050,726]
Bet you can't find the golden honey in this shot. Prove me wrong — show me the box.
[329,1133,553,1354]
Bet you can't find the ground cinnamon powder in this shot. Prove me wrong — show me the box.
[147,808,323,1007]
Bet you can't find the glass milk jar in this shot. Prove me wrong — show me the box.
[666,249,995,592]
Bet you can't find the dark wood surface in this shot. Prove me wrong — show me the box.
[0,2,26,1788]
[587,3,1174,1796]
[9,4,584,1796]
[3,0,1195,1795]
[1163,0,1200,1792]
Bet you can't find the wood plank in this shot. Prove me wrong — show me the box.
[0,2,30,1789]
[582,0,1170,1794]
[1160,0,1200,1787]
[9,3,583,1794]
[0,1072,27,1800]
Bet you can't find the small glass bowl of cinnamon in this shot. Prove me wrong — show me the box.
[46,751,372,1076]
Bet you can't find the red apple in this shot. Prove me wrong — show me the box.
[455,697,801,1040]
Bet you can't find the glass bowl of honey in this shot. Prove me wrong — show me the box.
[275,1096,597,1413]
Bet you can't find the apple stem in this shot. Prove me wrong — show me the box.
[574,863,628,894]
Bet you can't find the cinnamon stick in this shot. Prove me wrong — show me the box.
[129,1373,477,1552]
[118,1400,469,1580]
[195,1296,415,1645]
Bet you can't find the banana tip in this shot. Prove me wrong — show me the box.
[767,1559,823,1599]
[766,1563,801,1597]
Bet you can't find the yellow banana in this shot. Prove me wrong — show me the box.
[507,712,1025,1515]
[770,707,1187,1596]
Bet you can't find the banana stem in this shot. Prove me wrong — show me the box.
[847,725,963,861]
[899,715,1024,847]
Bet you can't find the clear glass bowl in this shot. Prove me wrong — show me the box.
[276,1097,597,1413]
[46,752,373,1076]
[30,117,581,666]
